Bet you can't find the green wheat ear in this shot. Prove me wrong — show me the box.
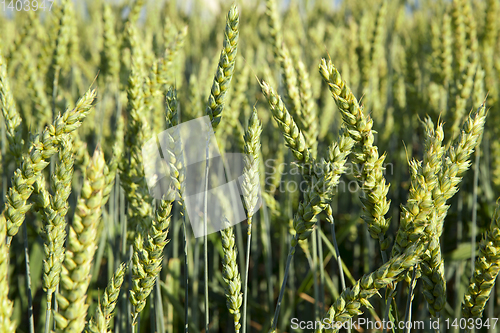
[54,146,106,333]
[319,58,391,250]
[462,199,500,319]
[321,243,423,333]
[4,87,96,241]
[205,4,239,131]
[85,263,127,333]
[242,107,262,228]
[260,80,312,165]
[0,49,24,162]
[221,218,243,333]
[129,189,176,323]
[0,215,15,331]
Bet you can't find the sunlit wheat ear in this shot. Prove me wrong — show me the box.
[129,189,175,323]
[392,118,445,258]
[265,0,302,120]
[410,118,447,317]
[241,107,262,333]
[46,0,72,98]
[462,200,500,319]
[296,60,318,156]
[0,215,15,331]
[292,136,353,245]
[159,26,188,91]
[435,103,487,237]
[20,45,52,131]
[260,80,312,165]
[0,50,24,162]
[205,4,239,131]
[420,234,446,317]
[85,263,127,333]
[164,87,185,198]
[4,88,96,241]
[101,2,120,84]
[221,218,243,333]
[319,58,391,250]
[119,26,153,235]
[320,243,424,333]
[34,136,74,327]
[54,147,106,333]
[242,107,262,228]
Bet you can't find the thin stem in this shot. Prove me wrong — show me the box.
[155,280,165,333]
[183,214,189,333]
[242,217,252,333]
[471,148,480,276]
[53,284,58,331]
[317,228,325,312]
[312,223,319,321]
[383,292,394,332]
[51,66,60,120]
[403,266,417,333]
[378,235,388,263]
[328,215,346,291]
[262,201,273,312]
[150,288,155,333]
[23,221,34,333]
[328,214,349,333]
[193,238,200,328]
[271,243,295,331]
[44,291,52,333]
[1,117,6,208]
[203,131,210,333]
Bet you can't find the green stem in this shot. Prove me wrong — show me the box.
[156,280,165,333]
[328,214,349,333]
[328,215,346,291]
[203,131,210,333]
[471,149,480,276]
[183,215,189,333]
[53,284,58,331]
[379,235,388,263]
[404,266,417,333]
[317,228,325,312]
[23,221,34,333]
[242,217,252,333]
[150,288,155,333]
[271,243,295,331]
[44,291,52,333]
[312,222,319,321]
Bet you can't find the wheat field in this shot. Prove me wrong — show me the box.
[0,0,500,332]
